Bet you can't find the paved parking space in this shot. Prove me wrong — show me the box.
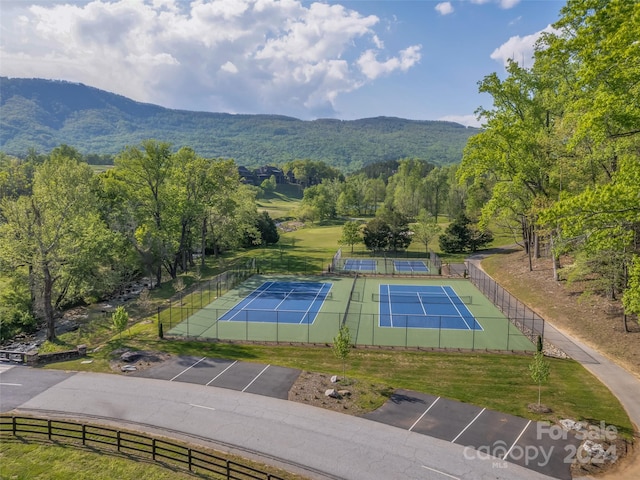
[133,356,300,400]
[135,358,580,479]
[363,389,580,480]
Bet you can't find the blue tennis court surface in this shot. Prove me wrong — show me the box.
[394,260,429,272]
[344,259,377,271]
[379,284,482,330]
[219,281,332,324]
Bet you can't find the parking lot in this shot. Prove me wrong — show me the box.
[133,355,300,400]
[135,357,578,479]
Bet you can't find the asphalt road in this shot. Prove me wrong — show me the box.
[1,364,557,480]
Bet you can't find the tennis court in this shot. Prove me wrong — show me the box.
[378,284,482,330]
[219,281,332,324]
[164,274,535,351]
[343,259,377,272]
[393,260,429,273]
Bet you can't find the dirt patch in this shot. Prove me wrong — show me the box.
[288,371,389,416]
[109,349,173,374]
[486,250,640,379]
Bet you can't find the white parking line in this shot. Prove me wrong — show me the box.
[451,408,486,443]
[170,356,207,381]
[503,420,532,461]
[409,396,440,432]
[242,365,270,392]
[0,383,22,386]
[190,403,216,411]
[421,465,460,479]
[206,360,238,386]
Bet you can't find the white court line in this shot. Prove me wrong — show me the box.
[451,407,486,443]
[503,420,532,461]
[170,356,207,381]
[421,465,460,479]
[190,403,216,411]
[206,360,238,386]
[0,383,22,386]
[409,396,440,431]
[242,364,270,392]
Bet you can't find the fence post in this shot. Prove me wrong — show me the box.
[152,438,156,461]
[82,424,86,445]
[117,431,121,452]
[48,419,52,441]
[188,448,193,472]
[12,416,17,435]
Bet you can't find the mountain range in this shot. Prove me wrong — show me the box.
[0,77,479,171]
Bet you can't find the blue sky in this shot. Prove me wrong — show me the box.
[0,0,565,126]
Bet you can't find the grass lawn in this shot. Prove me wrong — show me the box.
[46,326,635,440]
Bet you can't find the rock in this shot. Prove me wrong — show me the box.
[337,390,351,397]
[121,364,137,372]
[120,351,143,362]
[330,375,338,383]
[325,388,339,398]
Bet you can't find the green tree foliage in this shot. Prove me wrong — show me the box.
[260,175,277,193]
[379,208,412,253]
[0,277,36,342]
[439,214,493,254]
[298,181,339,221]
[332,324,352,379]
[0,154,114,341]
[385,158,433,220]
[251,211,279,246]
[282,159,343,186]
[529,352,551,406]
[454,0,639,321]
[111,305,129,339]
[339,221,362,253]
[363,218,391,254]
[412,210,442,253]
[1,79,478,170]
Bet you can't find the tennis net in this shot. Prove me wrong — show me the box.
[372,293,472,304]
[254,290,333,300]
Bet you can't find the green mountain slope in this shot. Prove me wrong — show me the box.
[0,77,479,171]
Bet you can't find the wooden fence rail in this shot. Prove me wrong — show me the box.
[0,415,285,480]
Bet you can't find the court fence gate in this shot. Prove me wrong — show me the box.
[466,262,546,348]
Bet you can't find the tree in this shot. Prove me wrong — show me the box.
[339,221,362,253]
[260,175,277,193]
[255,211,280,245]
[439,214,492,253]
[112,305,129,339]
[362,218,390,254]
[332,324,352,379]
[0,154,114,341]
[379,208,412,253]
[529,352,551,407]
[111,140,175,286]
[412,209,442,253]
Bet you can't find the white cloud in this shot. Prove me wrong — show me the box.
[490,25,557,68]
[439,114,482,128]
[357,45,421,80]
[0,0,421,118]
[499,0,520,9]
[470,0,520,8]
[435,2,454,16]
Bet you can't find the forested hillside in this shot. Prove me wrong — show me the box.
[0,77,478,171]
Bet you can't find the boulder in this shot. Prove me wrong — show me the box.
[325,388,339,398]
